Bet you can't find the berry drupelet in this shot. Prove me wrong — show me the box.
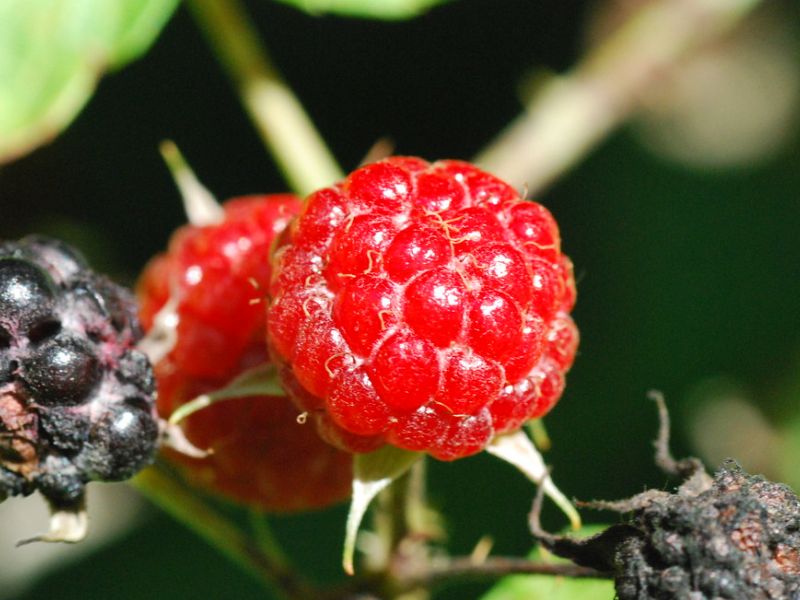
[268,157,578,461]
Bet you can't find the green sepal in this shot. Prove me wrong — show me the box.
[343,445,422,574]
[169,364,286,425]
[486,430,581,530]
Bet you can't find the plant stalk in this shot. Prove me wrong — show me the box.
[397,556,609,590]
[475,0,762,195]
[186,0,343,196]
[133,464,318,600]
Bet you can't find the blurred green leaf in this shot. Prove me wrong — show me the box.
[271,0,453,20]
[480,526,614,600]
[0,0,178,163]
[781,414,800,493]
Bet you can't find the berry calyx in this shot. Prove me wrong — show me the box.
[138,194,353,511]
[268,157,578,461]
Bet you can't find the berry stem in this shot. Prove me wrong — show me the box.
[134,464,609,597]
[248,509,291,572]
[371,460,447,598]
[373,468,414,565]
[475,0,762,195]
[186,0,344,196]
[373,467,430,599]
[395,556,609,589]
[133,464,318,600]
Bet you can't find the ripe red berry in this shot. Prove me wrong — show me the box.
[138,194,353,511]
[268,158,578,461]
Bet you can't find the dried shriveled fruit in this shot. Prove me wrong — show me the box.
[0,235,158,526]
[533,396,800,599]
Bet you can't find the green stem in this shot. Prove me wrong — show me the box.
[475,0,762,195]
[373,470,425,600]
[248,509,291,572]
[133,464,318,600]
[375,468,413,564]
[370,460,440,600]
[396,557,609,591]
[186,0,344,196]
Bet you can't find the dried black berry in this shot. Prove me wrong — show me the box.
[0,235,159,523]
[532,395,800,599]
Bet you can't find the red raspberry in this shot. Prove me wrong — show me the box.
[139,196,297,380]
[268,158,578,461]
[137,195,353,511]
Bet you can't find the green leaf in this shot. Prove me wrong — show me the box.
[0,0,178,162]
[271,0,454,20]
[480,526,615,600]
[781,415,800,492]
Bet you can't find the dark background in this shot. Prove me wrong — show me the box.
[2,0,799,597]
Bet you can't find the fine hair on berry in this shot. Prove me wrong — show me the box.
[268,157,578,461]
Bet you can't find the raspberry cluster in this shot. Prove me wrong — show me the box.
[0,236,158,506]
[268,157,578,460]
[138,195,353,511]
